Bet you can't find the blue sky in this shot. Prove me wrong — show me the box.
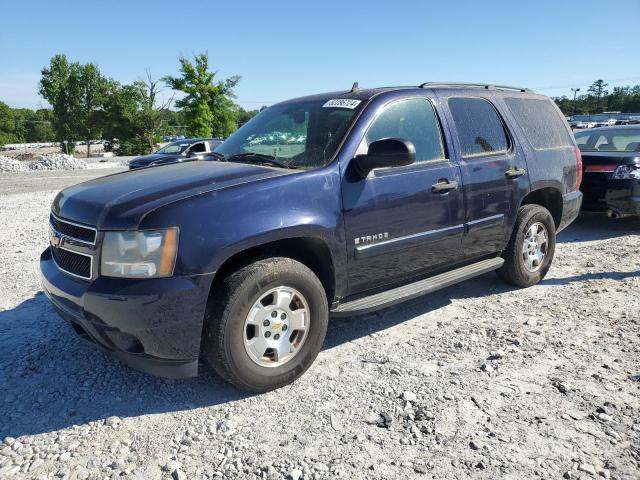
[2,0,639,110]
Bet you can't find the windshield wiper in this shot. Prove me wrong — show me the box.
[226,152,291,169]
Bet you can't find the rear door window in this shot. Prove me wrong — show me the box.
[504,98,573,150]
[448,97,509,157]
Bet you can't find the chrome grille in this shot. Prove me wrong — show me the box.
[50,213,97,244]
[51,246,92,280]
[49,212,97,280]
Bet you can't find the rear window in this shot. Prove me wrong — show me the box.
[574,129,640,152]
[505,98,573,150]
[448,97,509,157]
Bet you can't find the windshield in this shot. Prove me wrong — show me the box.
[214,98,363,169]
[156,140,191,154]
[575,129,640,152]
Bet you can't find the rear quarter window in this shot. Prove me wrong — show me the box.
[505,98,573,150]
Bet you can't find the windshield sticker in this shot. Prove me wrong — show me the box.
[323,99,361,109]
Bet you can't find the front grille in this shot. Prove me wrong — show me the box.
[50,214,96,244]
[51,246,92,279]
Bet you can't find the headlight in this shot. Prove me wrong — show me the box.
[101,228,179,278]
[613,164,640,180]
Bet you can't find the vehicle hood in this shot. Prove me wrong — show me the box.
[129,153,178,165]
[52,161,293,230]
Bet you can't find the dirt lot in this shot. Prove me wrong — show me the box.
[0,169,638,480]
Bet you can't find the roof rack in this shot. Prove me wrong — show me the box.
[418,82,531,93]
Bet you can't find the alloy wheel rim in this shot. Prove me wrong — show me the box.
[243,286,310,368]
[522,222,548,272]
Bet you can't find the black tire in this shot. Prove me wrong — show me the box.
[496,204,556,288]
[202,257,328,392]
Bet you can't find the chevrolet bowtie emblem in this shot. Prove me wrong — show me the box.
[50,230,61,248]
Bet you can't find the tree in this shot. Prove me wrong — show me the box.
[164,53,240,137]
[74,63,110,157]
[554,80,640,115]
[587,79,609,113]
[39,54,78,151]
[40,54,110,156]
[236,107,259,127]
[138,70,174,150]
[0,101,17,147]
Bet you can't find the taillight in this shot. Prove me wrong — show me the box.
[575,146,583,189]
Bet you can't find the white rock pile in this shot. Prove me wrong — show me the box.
[28,154,88,171]
[0,154,88,173]
[0,155,29,172]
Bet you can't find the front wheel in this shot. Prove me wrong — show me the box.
[497,204,556,288]
[202,257,328,392]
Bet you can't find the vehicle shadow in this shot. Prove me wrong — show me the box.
[0,293,248,439]
[558,213,640,243]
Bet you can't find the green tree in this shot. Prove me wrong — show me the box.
[0,101,18,147]
[236,107,259,127]
[74,63,110,157]
[39,54,78,151]
[138,70,174,150]
[40,54,110,156]
[554,80,640,116]
[587,79,609,113]
[163,53,240,137]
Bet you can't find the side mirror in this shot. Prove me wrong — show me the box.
[354,138,416,175]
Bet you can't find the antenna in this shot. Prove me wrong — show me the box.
[351,81,359,92]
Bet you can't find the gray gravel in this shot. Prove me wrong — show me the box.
[0,169,639,479]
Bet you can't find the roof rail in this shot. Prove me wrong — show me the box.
[418,82,531,93]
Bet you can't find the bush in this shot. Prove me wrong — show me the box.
[116,137,152,156]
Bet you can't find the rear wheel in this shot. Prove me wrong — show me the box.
[497,204,556,287]
[202,257,328,392]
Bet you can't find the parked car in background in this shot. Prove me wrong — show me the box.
[573,121,597,129]
[128,138,223,169]
[575,125,640,218]
[41,83,582,392]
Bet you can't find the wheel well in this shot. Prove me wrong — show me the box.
[520,188,563,228]
[213,237,336,304]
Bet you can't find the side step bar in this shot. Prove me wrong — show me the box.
[331,257,504,316]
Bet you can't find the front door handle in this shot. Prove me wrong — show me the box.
[505,167,526,179]
[431,180,459,193]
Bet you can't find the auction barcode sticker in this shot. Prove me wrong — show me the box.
[322,99,361,109]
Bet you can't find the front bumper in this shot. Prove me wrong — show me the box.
[40,247,214,378]
[581,177,640,216]
[558,190,583,232]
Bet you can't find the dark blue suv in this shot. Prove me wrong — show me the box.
[41,83,582,392]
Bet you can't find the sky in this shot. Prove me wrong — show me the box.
[2,0,640,110]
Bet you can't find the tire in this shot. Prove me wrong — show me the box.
[496,204,556,288]
[202,257,328,392]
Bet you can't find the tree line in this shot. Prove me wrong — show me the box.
[553,79,640,117]
[4,70,640,155]
[0,52,260,155]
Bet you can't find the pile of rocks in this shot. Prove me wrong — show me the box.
[0,154,88,173]
[0,155,29,173]
[28,154,88,171]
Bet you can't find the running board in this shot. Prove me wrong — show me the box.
[331,257,504,316]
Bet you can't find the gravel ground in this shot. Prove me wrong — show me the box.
[0,169,638,480]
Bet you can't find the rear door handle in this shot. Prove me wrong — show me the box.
[431,180,459,193]
[505,167,526,179]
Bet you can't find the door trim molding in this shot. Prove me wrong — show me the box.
[465,214,504,233]
[353,213,505,258]
[355,223,464,259]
